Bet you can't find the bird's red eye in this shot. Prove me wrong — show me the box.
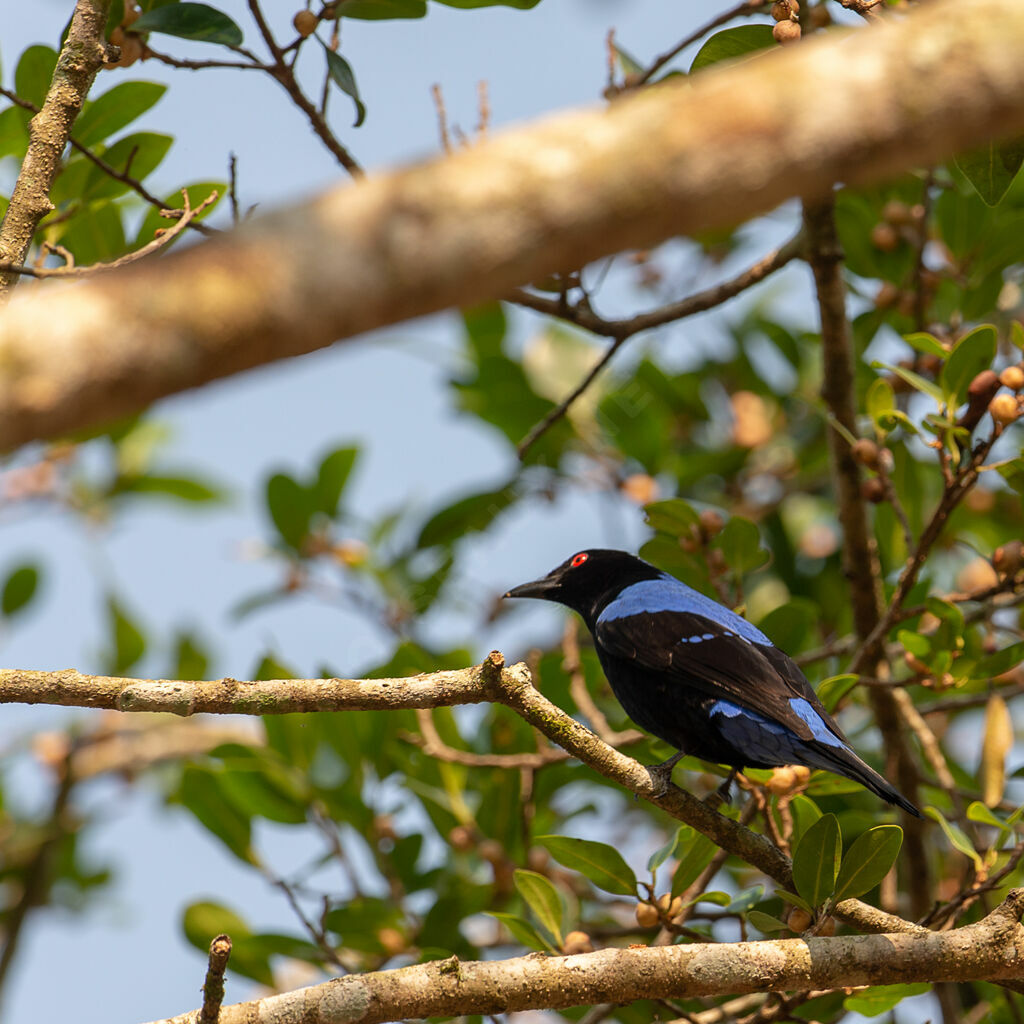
[571,552,589,568]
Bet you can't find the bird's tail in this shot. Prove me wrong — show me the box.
[804,743,921,818]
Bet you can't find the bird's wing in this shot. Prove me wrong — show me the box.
[594,608,846,745]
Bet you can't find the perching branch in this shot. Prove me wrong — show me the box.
[3,0,1024,447]
[142,890,1024,1024]
[0,0,113,296]
[0,652,920,938]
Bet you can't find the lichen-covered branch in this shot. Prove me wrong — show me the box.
[0,0,112,296]
[3,0,1024,448]
[142,890,1024,1024]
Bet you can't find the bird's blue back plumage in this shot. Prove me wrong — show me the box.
[596,576,774,646]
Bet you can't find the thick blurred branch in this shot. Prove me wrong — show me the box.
[0,0,113,295]
[2,0,1024,447]
[144,890,1024,1024]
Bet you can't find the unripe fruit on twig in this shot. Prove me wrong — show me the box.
[989,393,1020,426]
[818,916,837,936]
[657,894,684,919]
[699,509,725,540]
[882,199,913,226]
[378,927,406,956]
[563,931,594,955]
[766,766,797,795]
[957,369,1001,433]
[788,908,812,932]
[999,366,1024,392]
[851,438,880,470]
[870,223,899,252]
[874,282,899,309]
[448,825,474,851]
[635,902,659,928]
[994,540,1023,575]
[621,473,658,505]
[293,10,318,36]
[773,19,801,42]
[771,0,799,19]
[860,478,885,503]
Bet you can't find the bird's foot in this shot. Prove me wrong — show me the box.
[703,768,740,811]
[645,750,686,797]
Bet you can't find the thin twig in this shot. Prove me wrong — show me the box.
[0,190,218,278]
[199,934,232,1024]
[513,231,804,457]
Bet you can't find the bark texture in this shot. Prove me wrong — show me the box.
[1,0,1024,447]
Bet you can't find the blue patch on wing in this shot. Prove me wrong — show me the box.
[788,698,845,748]
[708,698,851,769]
[597,578,772,646]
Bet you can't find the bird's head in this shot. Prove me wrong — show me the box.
[504,548,661,621]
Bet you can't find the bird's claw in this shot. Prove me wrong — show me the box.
[645,750,685,797]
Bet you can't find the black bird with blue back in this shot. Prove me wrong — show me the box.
[505,548,919,817]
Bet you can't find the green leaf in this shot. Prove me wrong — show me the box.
[0,106,29,160]
[15,45,58,108]
[114,474,223,503]
[178,765,254,863]
[183,902,273,985]
[966,800,1008,831]
[214,745,310,825]
[792,813,841,908]
[711,516,769,574]
[725,884,765,914]
[747,910,789,933]
[314,446,358,517]
[940,324,997,407]
[788,794,823,847]
[924,806,983,870]
[487,912,551,951]
[434,0,541,7]
[774,888,811,914]
[172,631,209,680]
[644,498,701,536]
[266,473,313,550]
[690,25,775,72]
[832,825,902,902]
[902,331,947,359]
[974,641,1024,679]
[74,81,167,147]
[512,869,564,944]
[955,138,1024,206]
[647,826,688,874]
[671,829,718,896]
[865,377,896,430]
[83,132,173,201]
[537,835,637,897]
[2,564,39,617]
[321,43,366,128]
[871,361,944,404]
[844,983,931,1017]
[132,3,244,45]
[339,0,427,18]
[105,596,146,674]
[416,483,518,549]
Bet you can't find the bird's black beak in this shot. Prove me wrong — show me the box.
[504,575,560,600]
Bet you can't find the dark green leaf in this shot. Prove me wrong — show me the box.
[417,482,518,548]
[487,912,551,951]
[690,25,774,73]
[172,631,209,680]
[105,596,146,674]
[792,813,840,908]
[871,361,944,404]
[0,106,29,160]
[644,498,701,537]
[955,137,1024,206]
[747,910,789,933]
[711,516,769,574]
[214,745,310,825]
[788,794,823,847]
[832,825,902,902]
[15,45,58,108]
[2,564,39,617]
[132,3,244,45]
[512,869,563,943]
[321,43,366,127]
[266,473,313,550]
[647,826,689,874]
[671,829,718,896]
[182,902,273,985]
[178,765,254,863]
[314,446,358,517]
[537,834,638,897]
[940,324,997,407]
[74,81,167,147]
[774,888,811,914]
[434,0,540,7]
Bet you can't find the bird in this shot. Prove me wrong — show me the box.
[505,548,919,816]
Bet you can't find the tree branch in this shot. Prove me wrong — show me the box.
[3,0,1024,447]
[142,890,1024,1024]
[0,0,113,296]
